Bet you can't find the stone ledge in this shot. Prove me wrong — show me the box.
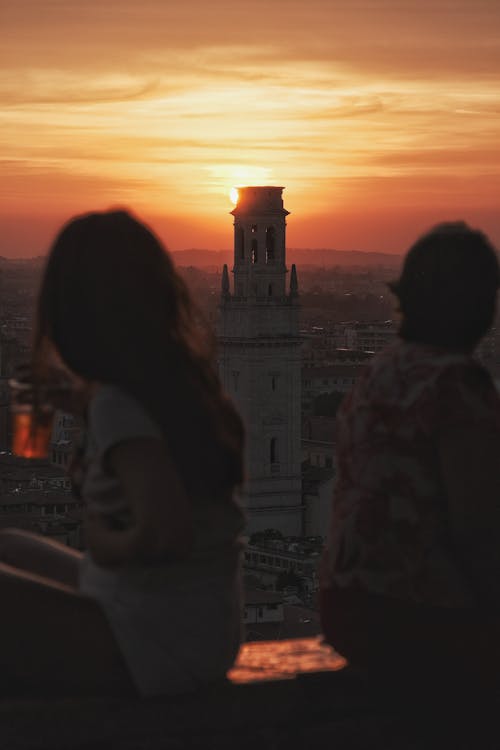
[0,638,497,750]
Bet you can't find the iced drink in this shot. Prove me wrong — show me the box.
[11,407,53,459]
[9,379,54,459]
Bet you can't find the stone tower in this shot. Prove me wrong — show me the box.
[217,186,302,536]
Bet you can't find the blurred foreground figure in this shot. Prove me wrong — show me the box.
[320,223,500,698]
[0,210,245,697]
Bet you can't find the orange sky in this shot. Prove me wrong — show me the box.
[2,0,500,256]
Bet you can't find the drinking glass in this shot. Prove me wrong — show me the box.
[9,378,54,459]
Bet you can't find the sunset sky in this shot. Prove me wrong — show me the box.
[2,0,500,256]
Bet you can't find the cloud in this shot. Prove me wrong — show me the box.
[2,0,500,253]
[3,1,500,77]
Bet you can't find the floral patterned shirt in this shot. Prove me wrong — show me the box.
[321,340,500,607]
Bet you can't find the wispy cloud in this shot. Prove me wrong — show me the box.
[1,1,500,253]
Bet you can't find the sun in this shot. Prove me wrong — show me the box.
[207,165,274,205]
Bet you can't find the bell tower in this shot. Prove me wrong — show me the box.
[217,187,302,536]
[232,186,289,300]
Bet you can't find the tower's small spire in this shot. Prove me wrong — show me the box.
[221,263,230,298]
[290,263,299,297]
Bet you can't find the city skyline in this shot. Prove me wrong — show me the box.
[2,0,500,257]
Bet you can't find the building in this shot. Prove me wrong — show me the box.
[301,326,374,367]
[217,187,302,536]
[302,466,335,539]
[244,589,284,628]
[302,364,362,415]
[50,412,81,469]
[335,320,396,353]
[0,377,9,450]
[0,490,82,547]
[243,537,322,597]
[302,416,336,469]
[243,588,321,641]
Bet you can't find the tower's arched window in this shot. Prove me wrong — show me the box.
[236,226,244,260]
[251,238,258,264]
[268,284,273,296]
[251,224,258,233]
[266,226,275,263]
[270,437,278,464]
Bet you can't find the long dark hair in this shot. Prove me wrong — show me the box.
[34,209,244,498]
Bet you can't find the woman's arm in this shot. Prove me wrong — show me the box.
[439,425,500,606]
[84,437,194,567]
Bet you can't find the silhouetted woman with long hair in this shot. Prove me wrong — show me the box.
[0,210,245,696]
[320,222,500,702]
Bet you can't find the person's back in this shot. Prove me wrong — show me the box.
[323,340,500,608]
[320,223,500,697]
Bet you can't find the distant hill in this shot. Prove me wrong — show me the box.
[288,248,402,269]
[171,248,402,269]
[0,249,402,270]
[0,256,45,267]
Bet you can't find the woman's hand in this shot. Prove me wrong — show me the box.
[13,363,94,418]
[29,339,98,416]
